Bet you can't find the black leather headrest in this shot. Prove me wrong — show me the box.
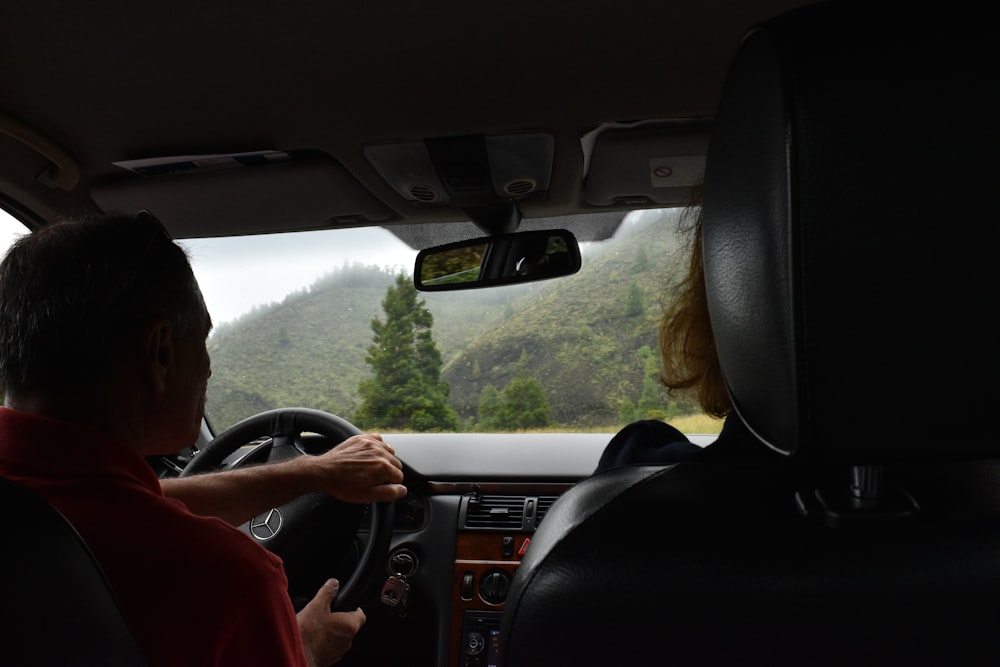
[702,2,1000,461]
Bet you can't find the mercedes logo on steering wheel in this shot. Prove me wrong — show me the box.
[249,508,282,541]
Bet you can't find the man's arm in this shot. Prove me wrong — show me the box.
[161,433,406,525]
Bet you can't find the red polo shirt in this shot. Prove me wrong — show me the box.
[0,407,307,667]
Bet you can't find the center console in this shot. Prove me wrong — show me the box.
[448,487,568,667]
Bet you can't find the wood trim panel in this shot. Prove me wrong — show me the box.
[448,532,532,667]
[429,481,573,666]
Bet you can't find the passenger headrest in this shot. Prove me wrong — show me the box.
[701,2,999,461]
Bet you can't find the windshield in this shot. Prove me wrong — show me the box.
[0,211,25,254]
[0,207,721,437]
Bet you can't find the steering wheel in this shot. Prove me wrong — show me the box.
[180,408,394,611]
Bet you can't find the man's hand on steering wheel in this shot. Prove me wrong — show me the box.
[305,433,407,505]
[173,408,407,611]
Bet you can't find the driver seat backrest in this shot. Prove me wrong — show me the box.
[0,477,147,666]
[499,2,1000,665]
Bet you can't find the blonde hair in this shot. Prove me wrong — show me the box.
[657,204,731,419]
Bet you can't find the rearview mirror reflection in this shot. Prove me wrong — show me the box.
[414,229,581,291]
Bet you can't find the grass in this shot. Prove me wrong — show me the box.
[411,412,727,436]
[669,413,726,435]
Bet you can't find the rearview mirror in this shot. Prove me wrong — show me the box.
[414,229,581,291]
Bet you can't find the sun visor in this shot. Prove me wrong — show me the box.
[582,121,710,207]
[92,151,393,239]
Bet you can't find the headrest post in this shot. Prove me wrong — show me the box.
[849,465,883,510]
[796,464,919,528]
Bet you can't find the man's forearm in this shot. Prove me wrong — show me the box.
[161,433,406,525]
[161,458,323,526]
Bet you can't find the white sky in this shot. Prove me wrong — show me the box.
[0,209,418,325]
[0,209,26,251]
[181,228,417,324]
[0,208,654,326]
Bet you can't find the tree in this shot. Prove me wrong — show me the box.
[501,373,550,429]
[476,384,504,430]
[355,274,458,431]
[624,282,645,317]
[631,245,650,273]
[617,346,667,423]
[634,345,674,421]
[276,326,291,347]
[475,362,551,431]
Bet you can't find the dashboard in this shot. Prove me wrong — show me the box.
[162,430,716,666]
[369,433,715,666]
[375,434,607,667]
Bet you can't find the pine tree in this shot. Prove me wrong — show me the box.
[624,282,645,317]
[474,354,551,431]
[476,384,504,430]
[501,373,550,429]
[355,274,458,431]
[635,345,671,420]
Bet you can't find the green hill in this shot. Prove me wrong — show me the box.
[205,211,691,432]
[206,264,529,430]
[441,215,688,426]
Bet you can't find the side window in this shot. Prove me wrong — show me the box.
[0,209,28,255]
[0,209,28,405]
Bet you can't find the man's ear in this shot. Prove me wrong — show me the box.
[142,319,174,393]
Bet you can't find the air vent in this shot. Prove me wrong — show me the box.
[535,496,558,528]
[409,184,439,202]
[461,494,564,532]
[464,495,526,530]
[504,178,536,196]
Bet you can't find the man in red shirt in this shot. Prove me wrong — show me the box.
[0,212,407,666]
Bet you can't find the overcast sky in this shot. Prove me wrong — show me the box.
[0,210,25,251]
[181,227,417,324]
[0,209,418,325]
[0,208,661,326]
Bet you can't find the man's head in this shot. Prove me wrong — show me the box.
[0,212,212,448]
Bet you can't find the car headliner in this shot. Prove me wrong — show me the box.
[0,0,818,242]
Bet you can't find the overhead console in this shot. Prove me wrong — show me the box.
[366,132,555,236]
[365,132,554,207]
